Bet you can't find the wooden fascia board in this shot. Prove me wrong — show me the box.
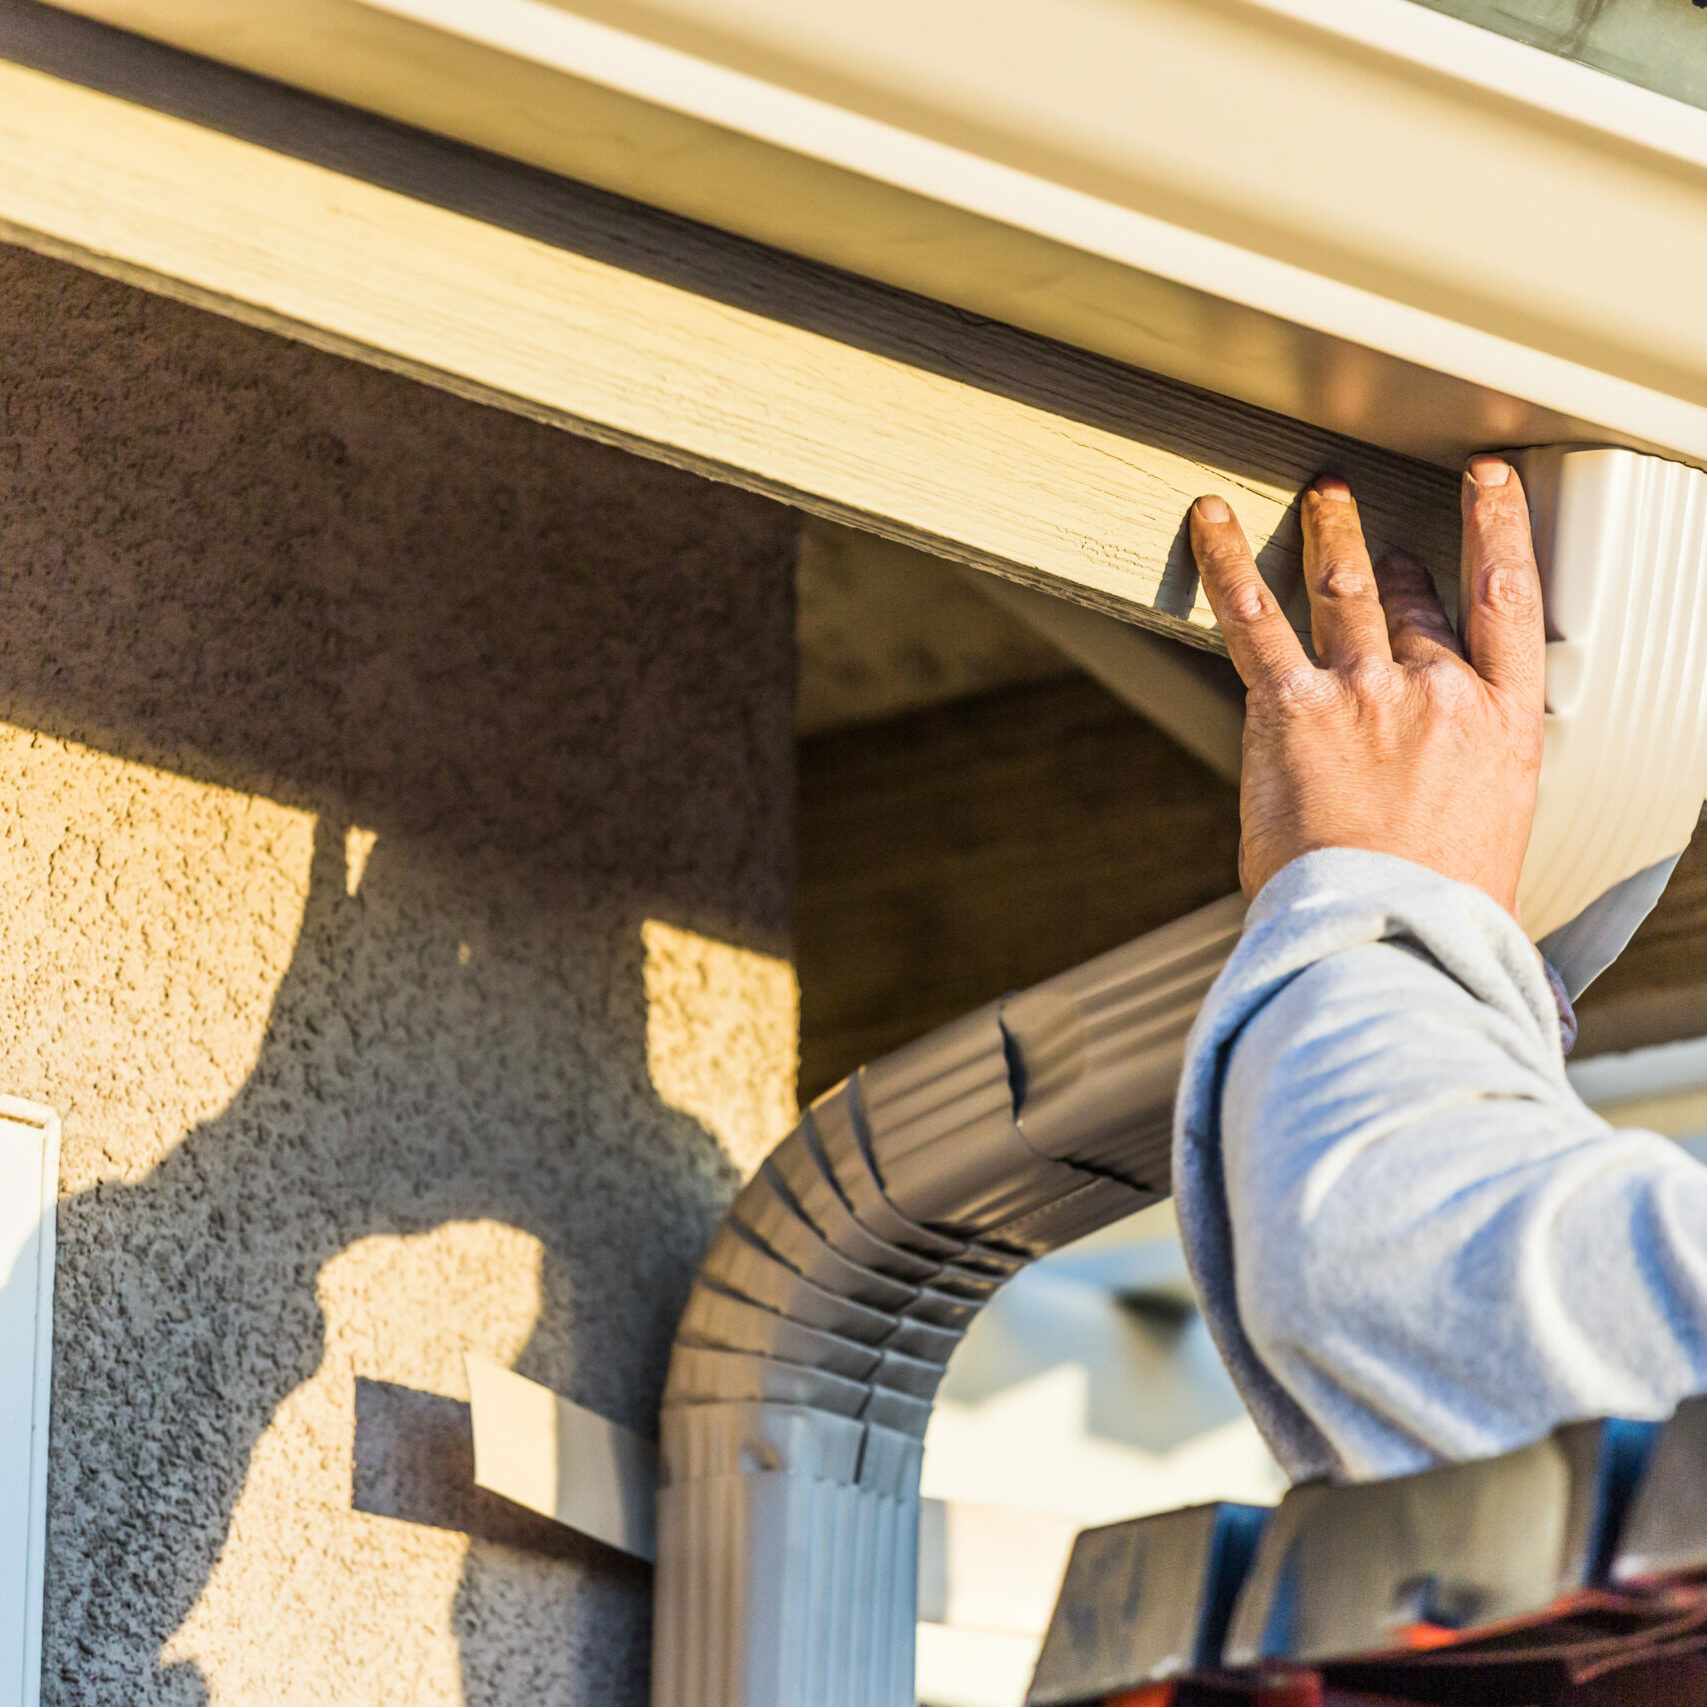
[0,2,1459,652]
[37,0,1707,473]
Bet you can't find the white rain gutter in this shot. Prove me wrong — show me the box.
[42,0,1707,472]
[655,446,1707,1706]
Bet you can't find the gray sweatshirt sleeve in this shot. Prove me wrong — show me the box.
[1172,847,1707,1486]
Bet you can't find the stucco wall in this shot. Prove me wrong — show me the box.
[0,243,799,1705]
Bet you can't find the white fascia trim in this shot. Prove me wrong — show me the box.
[355,0,1707,467]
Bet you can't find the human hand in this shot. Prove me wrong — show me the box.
[1189,457,1545,917]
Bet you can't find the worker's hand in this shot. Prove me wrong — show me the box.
[1189,457,1545,917]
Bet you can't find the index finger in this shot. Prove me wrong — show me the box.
[1190,495,1310,688]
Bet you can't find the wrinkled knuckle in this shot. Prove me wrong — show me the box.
[1418,657,1476,711]
[1480,557,1542,622]
[1266,663,1323,717]
[1219,580,1270,626]
[1199,533,1253,568]
[1316,555,1372,603]
[1343,656,1399,703]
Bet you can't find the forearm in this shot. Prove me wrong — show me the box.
[1174,848,1707,1483]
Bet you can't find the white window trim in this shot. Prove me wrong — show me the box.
[0,1098,57,1707]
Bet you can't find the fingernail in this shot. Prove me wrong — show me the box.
[1195,494,1230,523]
[1311,475,1353,502]
[1466,455,1511,488]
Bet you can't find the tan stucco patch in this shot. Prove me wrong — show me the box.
[642,919,799,1178]
[6,241,796,1707]
[164,1222,544,1706]
[0,725,313,1191]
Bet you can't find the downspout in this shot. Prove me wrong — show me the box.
[653,446,1707,1707]
[652,892,1246,1707]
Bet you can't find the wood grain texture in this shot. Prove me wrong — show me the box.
[796,676,1242,1098]
[0,1,1463,652]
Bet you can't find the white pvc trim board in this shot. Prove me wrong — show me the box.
[466,1359,1079,1639]
[0,1098,58,1707]
[466,1356,659,1560]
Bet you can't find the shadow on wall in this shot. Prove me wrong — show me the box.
[0,244,797,1706]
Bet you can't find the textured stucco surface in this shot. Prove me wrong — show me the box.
[0,242,798,1705]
